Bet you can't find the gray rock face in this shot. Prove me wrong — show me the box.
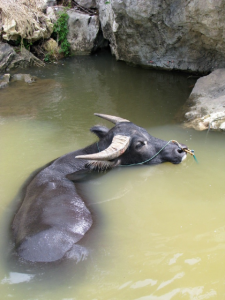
[9,48,45,69]
[76,0,97,9]
[0,45,45,72]
[0,74,11,89]
[183,69,225,131]
[67,10,100,55]
[0,43,16,72]
[97,0,225,73]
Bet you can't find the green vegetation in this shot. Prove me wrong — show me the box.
[44,51,54,62]
[53,11,70,57]
[13,37,33,51]
[22,40,32,50]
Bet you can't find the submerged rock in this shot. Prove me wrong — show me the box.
[0,73,36,89]
[96,0,225,73]
[12,74,37,84]
[183,69,225,131]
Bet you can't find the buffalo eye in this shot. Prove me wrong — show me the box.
[135,140,147,149]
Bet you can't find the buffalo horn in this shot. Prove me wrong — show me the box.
[76,135,130,161]
[94,113,130,124]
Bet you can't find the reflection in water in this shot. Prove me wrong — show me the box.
[168,253,183,265]
[184,257,201,265]
[1,272,35,285]
[135,287,217,300]
[157,272,185,291]
[0,52,225,299]
[131,279,158,289]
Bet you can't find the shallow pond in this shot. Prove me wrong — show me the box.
[1,52,225,299]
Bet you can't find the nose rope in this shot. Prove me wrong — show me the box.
[171,140,198,163]
[97,140,197,166]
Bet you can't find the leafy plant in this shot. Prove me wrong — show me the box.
[23,39,33,50]
[53,11,70,57]
[44,51,53,62]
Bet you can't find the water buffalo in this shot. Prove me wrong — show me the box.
[12,113,187,263]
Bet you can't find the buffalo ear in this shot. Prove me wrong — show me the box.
[90,125,109,139]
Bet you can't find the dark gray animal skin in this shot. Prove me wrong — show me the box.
[12,118,187,263]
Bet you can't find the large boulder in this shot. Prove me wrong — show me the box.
[67,10,100,55]
[183,69,225,131]
[96,0,225,73]
[1,1,54,42]
[2,16,53,43]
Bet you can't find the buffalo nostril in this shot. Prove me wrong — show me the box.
[176,147,187,154]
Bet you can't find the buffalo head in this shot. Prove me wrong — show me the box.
[76,113,187,169]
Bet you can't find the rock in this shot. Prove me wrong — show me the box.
[0,74,11,89]
[12,74,37,84]
[2,19,19,41]
[9,48,45,69]
[76,0,97,9]
[183,69,225,131]
[37,0,57,12]
[0,42,16,72]
[0,42,44,71]
[43,38,62,59]
[96,0,225,73]
[46,6,68,24]
[46,6,59,23]
[0,73,36,88]
[2,5,53,43]
[31,18,54,42]
[67,9,100,55]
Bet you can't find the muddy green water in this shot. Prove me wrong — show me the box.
[1,52,225,299]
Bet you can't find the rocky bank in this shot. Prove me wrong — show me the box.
[97,0,225,73]
[182,69,225,131]
[1,0,225,73]
[1,0,225,132]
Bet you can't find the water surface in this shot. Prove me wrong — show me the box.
[1,52,225,299]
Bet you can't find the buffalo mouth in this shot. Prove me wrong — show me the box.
[181,153,187,161]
